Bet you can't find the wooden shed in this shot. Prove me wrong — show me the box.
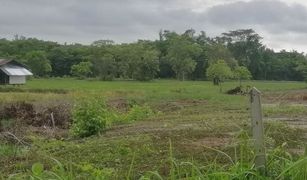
[0,59,33,85]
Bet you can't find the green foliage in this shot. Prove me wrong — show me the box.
[70,61,93,79]
[296,59,307,81]
[132,48,160,81]
[138,134,307,180]
[48,47,87,77]
[8,139,307,179]
[234,66,252,86]
[91,53,117,81]
[166,35,202,80]
[206,43,238,69]
[25,50,52,77]
[71,97,113,137]
[0,144,22,158]
[221,29,263,79]
[31,162,44,177]
[206,60,233,86]
[70,96,154,138]
[3,79,307,179]
[119,42,160,81]
[124,104,154,122]
[0,30,307,81]
[10,158,114,179]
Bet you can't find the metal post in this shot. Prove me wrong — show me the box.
[250,87,266,174]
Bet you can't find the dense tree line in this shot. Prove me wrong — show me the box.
[0,30,307,81]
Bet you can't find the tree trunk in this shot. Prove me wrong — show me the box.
[213,77,220,86]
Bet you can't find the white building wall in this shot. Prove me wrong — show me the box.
[9,76,26,84]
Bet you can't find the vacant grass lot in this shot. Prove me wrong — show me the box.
[1,79,307,179]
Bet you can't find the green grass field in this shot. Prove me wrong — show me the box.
[1,79,307,179]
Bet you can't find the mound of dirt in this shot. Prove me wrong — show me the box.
[226,86,251,95]
[0,101,72,131]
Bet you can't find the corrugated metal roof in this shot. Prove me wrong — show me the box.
[0,64,33,76]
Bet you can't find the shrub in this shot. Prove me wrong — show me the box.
[124,104,153,122]
[71,97,114,137]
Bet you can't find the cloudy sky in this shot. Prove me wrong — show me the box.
[0,0,307,52]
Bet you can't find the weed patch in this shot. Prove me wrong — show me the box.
[123,104,154,122]
[71,97,115,137]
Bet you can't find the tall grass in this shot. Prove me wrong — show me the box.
[6,136,307,179]
[141,132,307,180]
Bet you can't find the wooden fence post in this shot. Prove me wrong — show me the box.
[250,87,266,174]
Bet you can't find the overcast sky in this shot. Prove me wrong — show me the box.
[0,0,307,52]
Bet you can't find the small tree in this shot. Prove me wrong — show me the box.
[233,66,252,86]
[71,61,93,79]
[206,60,233,92]
[71,97,110,137]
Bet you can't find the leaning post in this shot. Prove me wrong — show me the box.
[250,87,266,174]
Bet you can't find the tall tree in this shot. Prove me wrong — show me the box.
[25,51,52,77]
[221,29,263,79]
[206,43,238,69]
[114,42,159,81]
[48,46,87,77]
[166,35,202,80]
[91,53,117,81]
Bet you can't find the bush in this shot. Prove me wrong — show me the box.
[124,104,153,122]
[71,97,114,137]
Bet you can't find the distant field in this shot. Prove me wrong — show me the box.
[12,78,307,103]
[24,78,307,91]
[1,78,307,178]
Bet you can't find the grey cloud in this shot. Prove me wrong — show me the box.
[0,0,201,43]
[0,0,306,51]
[204,0,307,34]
